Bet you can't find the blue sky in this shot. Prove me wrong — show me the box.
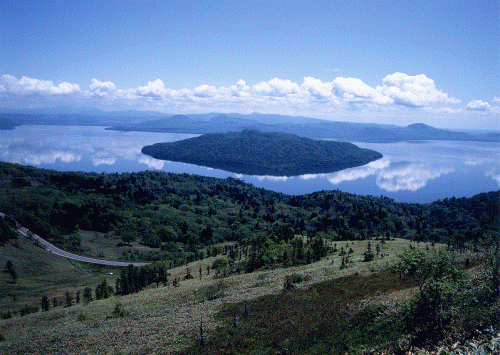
[1,0,499,129]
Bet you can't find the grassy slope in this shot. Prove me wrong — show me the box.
[0,236,456,354]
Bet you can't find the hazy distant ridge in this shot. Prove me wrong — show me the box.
[1,110,498,143]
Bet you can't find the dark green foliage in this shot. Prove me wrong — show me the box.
[1,311,12,319]
[110,302,128,318]
[180,271,415,354]
[142,130,382,176]
[0,161,498,263]
[3,260,17,284]
[20,304,39,317]
[65,291,73,307]
[0,215,18,245]
[83,286,93,305]
[394,249,500,347]
[41,295,49,312]
[283,273,306,291]
[95,280,113,300]
[115,262,170,295]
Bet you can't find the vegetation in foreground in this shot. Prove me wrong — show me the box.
[0,161,498,353]
[181,248,499,355]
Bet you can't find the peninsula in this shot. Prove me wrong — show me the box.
[141,130,382,176]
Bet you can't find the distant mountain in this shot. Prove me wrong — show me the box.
[141,130,383,176]
[0,115,18,130]
[2,108,499,143]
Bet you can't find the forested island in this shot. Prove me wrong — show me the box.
[141,130,383,176]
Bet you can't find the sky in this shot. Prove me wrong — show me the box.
[0,0,499,130]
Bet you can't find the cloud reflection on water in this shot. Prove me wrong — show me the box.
[326,158,455,192]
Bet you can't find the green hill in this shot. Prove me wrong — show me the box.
[0,162,498,353]
[142,130,383,176]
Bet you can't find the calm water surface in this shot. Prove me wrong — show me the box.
[1,125,499,203]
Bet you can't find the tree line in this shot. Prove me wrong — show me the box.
[0,161,498,264]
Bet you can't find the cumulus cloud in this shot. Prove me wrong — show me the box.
[466,99,491,111]
[253,78,301,96]
[0,74,80,95]
[377,73,460,107]
[89,78,117,97]
[1,73,488,119]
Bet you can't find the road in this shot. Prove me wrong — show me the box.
[16,226,150,267]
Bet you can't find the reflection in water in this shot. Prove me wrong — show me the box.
[1,125,499,202]
[486,168,500,187]
[375,163,454,192]
[311,157,456,192]
[24,150,82,165]
[256,175,290,182]
[138,155,166,170]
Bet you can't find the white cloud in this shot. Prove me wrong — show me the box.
[466,99,491,111]
[193,84,219,98]
[253,78,300,96]
[377,73,460,107]
[135,79,170,98]
[0,74,80,95]
[89,78,117,97]
[1,73,492,125]
[301,76,335,101]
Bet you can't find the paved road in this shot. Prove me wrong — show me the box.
[17,227,149,267]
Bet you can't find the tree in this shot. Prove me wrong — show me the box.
[95,280,113,300]
[83,287,93,305]
[41,295,50,312]
[393,249,458,298]
[3,260,17,284]
[394,249,461,345]
[65,291,73,307]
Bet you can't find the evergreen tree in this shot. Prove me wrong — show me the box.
[3,260,17,284]
[65,291,73,307]
[83,287,93,305]
[41,295,50,312]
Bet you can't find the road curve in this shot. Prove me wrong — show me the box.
[17,227,149,267]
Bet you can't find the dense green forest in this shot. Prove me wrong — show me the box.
[141,130,383,176]
[0,161,498,266]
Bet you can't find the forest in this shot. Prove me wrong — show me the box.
[0,161,498,267]
[141,130,382,176]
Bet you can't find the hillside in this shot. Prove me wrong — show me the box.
[0,162,498,353]
[141,130,383,176]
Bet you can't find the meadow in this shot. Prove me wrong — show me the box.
[1,233,491,354]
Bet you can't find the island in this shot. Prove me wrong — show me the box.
[141,130,383,176]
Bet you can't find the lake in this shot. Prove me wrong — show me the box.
[1,125,499,203]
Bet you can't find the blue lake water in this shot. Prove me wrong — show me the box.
[1,125,499,203]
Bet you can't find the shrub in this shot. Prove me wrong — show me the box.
[283,273,306,291]
[20,304,39,317]
[111,302,129,318]
[197,280,227,301]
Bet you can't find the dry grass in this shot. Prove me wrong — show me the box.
[0,238,446,354]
